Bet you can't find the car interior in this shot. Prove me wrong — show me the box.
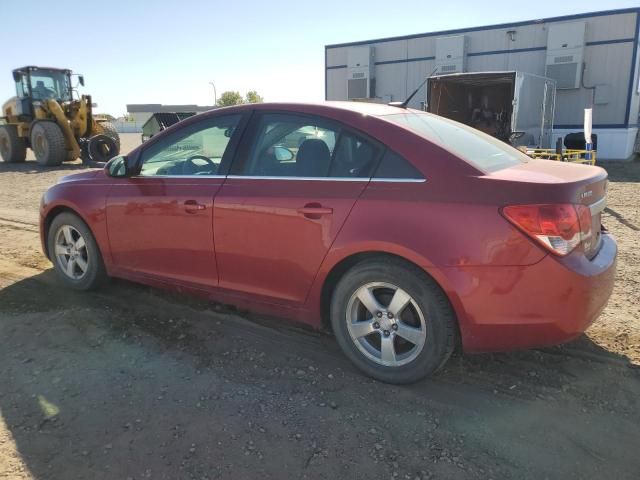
[247,121,378,178]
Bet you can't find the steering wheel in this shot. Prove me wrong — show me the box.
[182,155,216,175]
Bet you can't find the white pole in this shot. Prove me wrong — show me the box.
[209,81,217,106]
[584,108,593,160]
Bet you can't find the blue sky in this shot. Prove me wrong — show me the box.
[1,0,637,116]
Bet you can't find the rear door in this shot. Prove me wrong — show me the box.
[213,112,382,304]
[106,113,246,287]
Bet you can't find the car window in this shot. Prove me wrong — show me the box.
[374,150,424,180]
[385,112,529,172]
[139,115,240,176]
[236,113,380,178]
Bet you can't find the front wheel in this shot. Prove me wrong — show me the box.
[330,259,456,384]
[47,212,107,290]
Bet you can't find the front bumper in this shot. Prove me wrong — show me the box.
[438,233,617,353]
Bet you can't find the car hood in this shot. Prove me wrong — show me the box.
[57,170,102,184]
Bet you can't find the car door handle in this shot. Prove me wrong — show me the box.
[184,200,206,212]
[297,204,333,218]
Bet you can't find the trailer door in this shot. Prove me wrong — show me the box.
[540,79,556,149]
[513,73,555,148]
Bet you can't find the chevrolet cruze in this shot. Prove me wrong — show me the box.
[39,102,616,383]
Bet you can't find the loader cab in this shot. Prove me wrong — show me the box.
[12,66,75,116]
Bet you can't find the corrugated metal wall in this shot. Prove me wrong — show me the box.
[326,9,640,129]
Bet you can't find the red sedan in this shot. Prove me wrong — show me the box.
[40,102,616,383]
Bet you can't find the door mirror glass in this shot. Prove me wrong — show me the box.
[273,145,294,162]
[12,71,20,82]
[105,155,129,177]
[78,75,85,87]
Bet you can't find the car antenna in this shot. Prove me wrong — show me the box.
[388,67,439,108]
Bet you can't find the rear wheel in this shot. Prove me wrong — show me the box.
[30,121,67,166]
[47,212,107,290]
[97,122,120,154]
[330,259,456,384]
[0,125,27,163]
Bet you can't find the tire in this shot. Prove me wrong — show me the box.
[47,212,107,291]
[0,125,27,163]
[87,134,118,163]
[98,122,120,154]
[30,121,67,166]
[330,258,456,384]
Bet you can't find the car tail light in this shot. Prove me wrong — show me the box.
[502,204,593,256]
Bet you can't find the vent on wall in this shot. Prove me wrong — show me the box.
[347,46,375,99]
[545,22,585,89]
[439,64,458,73]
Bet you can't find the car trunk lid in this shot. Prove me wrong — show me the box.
[484,159,607,259]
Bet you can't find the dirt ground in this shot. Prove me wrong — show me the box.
[1,137,639,479]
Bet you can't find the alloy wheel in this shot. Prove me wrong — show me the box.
[346,282,427,367]
[54,225,89,280]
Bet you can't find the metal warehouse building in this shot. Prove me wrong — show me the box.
[325,8,640,160]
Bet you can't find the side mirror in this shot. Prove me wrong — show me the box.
[273,145,294,162]
[78,75,85,87]
[105,155,131,177]
[12,71,20,82]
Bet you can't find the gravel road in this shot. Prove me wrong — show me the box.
[1,138,639,479]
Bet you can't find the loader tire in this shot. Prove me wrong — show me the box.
[30,122,66,166]
[98,122,120,155]
[0,125,27,163]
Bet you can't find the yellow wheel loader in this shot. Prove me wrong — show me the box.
[0,66,120,166]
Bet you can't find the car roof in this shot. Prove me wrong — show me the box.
[213,101,419,118]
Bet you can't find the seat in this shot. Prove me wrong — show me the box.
[296,138,331,177]
[330,139,373,177]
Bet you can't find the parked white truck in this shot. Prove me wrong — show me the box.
[426,71,557,148]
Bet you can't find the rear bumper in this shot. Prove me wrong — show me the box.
[436,233,617,353]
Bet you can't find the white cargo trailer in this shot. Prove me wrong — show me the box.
[426,71,557,148]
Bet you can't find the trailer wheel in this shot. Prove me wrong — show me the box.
[0,125,27,163]
[30,121,67,166]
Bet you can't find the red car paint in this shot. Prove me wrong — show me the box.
[40,102,617,353]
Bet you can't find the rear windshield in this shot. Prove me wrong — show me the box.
[384,112,529,172]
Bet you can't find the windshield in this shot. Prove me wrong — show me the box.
[29,70,72,101]
[384,112,529,172]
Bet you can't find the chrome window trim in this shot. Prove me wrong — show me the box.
[126,175,426,183]
[132,175,227,179]
[370,178,426,183]
[225,175,426,183]
[226,175,368,182]
[589,197,607,216]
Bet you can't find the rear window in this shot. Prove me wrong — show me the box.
[385,112,529,172]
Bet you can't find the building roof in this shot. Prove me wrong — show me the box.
[326,7,639,49]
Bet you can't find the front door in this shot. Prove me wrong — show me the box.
[106,114,244,287]
[214,112,382,303]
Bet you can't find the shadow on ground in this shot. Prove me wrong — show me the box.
[0,160,89,174]
[1,270,639,479]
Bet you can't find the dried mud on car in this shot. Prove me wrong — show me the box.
[1,142,639,479]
